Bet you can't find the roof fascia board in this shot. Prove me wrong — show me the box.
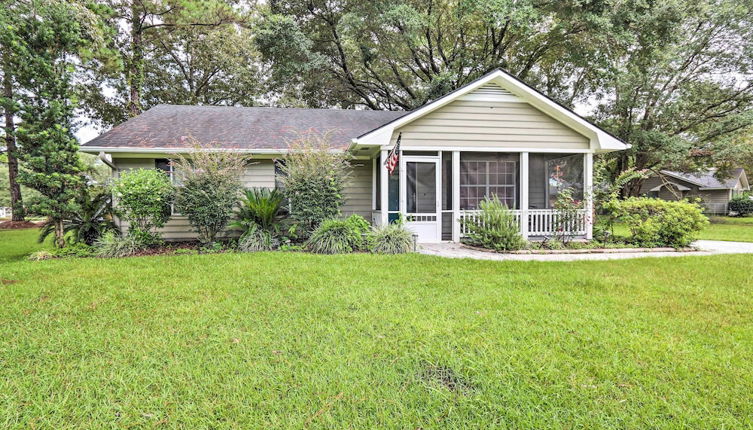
[659,170,707,188]
[353,69,628,151]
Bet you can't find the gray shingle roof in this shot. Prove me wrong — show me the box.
[662,168,746,189]
[81,105,409,151]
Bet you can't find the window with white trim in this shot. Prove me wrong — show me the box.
[155,159,180,215]
[460,160,517,209]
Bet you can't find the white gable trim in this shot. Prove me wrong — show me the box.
[352,69,628,153]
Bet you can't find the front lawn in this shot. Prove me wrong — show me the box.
[1,228,753,428]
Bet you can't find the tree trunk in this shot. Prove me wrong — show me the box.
[3,58,24,221]
[54,218,65,248]
[127,4,143,117]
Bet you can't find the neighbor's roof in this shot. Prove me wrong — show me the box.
[80,105,408,152]
[661,168,748,190]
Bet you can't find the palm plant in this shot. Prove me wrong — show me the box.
[231,188,285,234]
[39,187,119,246]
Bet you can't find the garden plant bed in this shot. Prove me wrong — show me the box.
[461,243,697,255]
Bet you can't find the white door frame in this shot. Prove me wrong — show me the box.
[400,154,442,243]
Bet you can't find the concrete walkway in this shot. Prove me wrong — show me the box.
[419,240,753,262]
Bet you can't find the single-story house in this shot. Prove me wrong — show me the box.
[640,169,750,215]
[80,69,628,243]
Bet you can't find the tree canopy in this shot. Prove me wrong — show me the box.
[3,0,753,209]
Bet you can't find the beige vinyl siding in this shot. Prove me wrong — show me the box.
[342,162,372,218]
[393,99,589,150]
[113,157,276,240]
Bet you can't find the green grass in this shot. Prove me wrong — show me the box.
[613,215,753,242]
[1,229,753,428]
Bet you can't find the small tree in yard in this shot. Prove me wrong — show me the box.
[112,169,174,243]
[279,132,351,233]
[172,144,247,244]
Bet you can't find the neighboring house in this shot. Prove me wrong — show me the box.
[640,169,750,215]
[0,207,10,219]
[80,69,628,243]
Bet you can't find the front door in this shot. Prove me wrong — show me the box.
[401,156,441,242]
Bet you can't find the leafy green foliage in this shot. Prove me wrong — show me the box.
[729,195,753,216]
[38,186,118,246]
[51,242,95,258]
[172,146,246,244]
[232,187,285,234]
[370,223,413,254]
[1,1,97,246]
[279,133,351,233]
[306,219,363,254]
[612,198,709,247]
[112,169,174,239]
[462,196,526,252]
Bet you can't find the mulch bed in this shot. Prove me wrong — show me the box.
[0,220,42,229]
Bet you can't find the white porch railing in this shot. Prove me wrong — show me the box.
[459,209,588,237]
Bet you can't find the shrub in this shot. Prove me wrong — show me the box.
[172,145,247,245]
[112,169,174,239]
[729,195,753,216]
[52,242,95,258]
[345,214,371,249]
[370,223,413,254]
[232,187,285,234]
[279,132,351,233]
[38,185,118,246]
[238,226,279,252]
[461,196,526,251]
[94,231,145,258]
[306,219,362,254]
[553,187,584,244]
[613,197,708,247]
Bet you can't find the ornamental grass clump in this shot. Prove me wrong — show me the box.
[370,223,413,254]
[461,196,526,251]
[306,218,363,254]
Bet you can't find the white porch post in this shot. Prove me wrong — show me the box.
[452,151,461,242]
[380,150,389,226]
[584,152,594,240]
[520,152,529,240]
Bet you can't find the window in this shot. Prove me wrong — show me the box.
[460,160,517,209]
[155,159,180,215]
[274,159,286,190]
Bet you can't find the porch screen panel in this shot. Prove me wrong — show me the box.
[406,162,436,213]
[460,156,517,210]
[529,153,584,209]
[545,154,584,208]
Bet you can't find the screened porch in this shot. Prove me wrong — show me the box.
[371,151,593,243]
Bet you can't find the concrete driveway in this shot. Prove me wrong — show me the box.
[419,240,753,262]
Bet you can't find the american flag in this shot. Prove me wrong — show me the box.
[385,133,401,175]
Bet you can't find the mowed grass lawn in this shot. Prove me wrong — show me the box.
[2,229,753,428]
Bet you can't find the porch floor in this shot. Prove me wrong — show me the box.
[419,240,753,262]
